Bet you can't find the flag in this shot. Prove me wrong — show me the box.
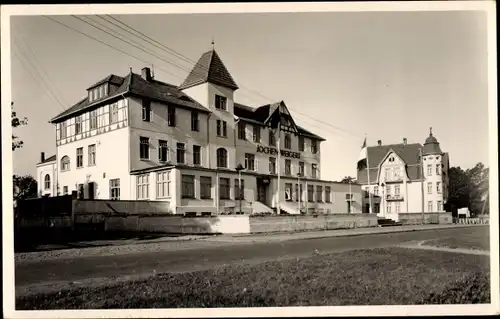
[357,137,368,170]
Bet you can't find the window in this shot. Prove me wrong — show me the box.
[156,171,170,198]
[200,176,212,199]
[428,201,433,212]
[394,168,400,179]
[44,174,50,190]
[219,177,230,199]
[77,183,84,199]
[436,164,441,175]
[299,162,305,176]
[269,157,276,174]
[437,182,442,194]
[193,145,201,165]
[427,164,432,176]
[285,183,293,201]
[76,147,83,168]
[307,185,314,202]
[167,106,176,127]
[387,203,392,213]
[386,185,392,196]
[103,84,108,96]
[395,202,401,213]
[63,186,68,195]
[394,185,400,196]
[110,103,119,124]
[90,110,98,129]
[325,186,331,203]
[316,185,323,202]
[191,111,199,131]
[217,120,227,137]
[136,174,149,200]
[181,175,195,198]
[427,182,432,194]
[60,121,67,138]
[245,153,255,171]
[269,130,276,146]
[75,116,82,134]
[311,164,318,178]
[235,178,245,200]
[140,137,150,160]
[284,134,291,149]
[285,159,291,175]
[253,126,261,143]
[238,122,246,140]
[384,168,389,180]
[311,140,318,154]
[110,179,120,200]
[298,136,305,151]
[215,94,227,110]
[177,143,185,164]
[61,156,70,171]
[217,148,227,168]
[142,99,151,122]
[374,186,379,196]
[158,140,168,162]
[88,144,96,166]
[437,200,443,211]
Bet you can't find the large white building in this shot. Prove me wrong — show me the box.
[36,49,361,215]
[356,131,450,221]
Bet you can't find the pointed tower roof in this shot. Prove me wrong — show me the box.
[422,127,443,155]
[178,49,239,91]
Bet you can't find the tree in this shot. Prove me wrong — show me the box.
[446,162,489,217]
[13,175,38,201]
[12,101,28,151]
[340,176,356,184]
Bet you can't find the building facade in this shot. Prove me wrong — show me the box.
[37,49,361,215]
[36,152,57,197]
[356,131,450,221]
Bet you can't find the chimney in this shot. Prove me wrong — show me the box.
[40,152,45,162]
[403,138,407,145]
[141,67,152,81]
[377,140,382,146]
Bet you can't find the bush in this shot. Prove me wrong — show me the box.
[418,272,490,304]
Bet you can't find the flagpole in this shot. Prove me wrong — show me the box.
[365,134,373,214]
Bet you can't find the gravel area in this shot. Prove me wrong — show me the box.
[15,235,223,263]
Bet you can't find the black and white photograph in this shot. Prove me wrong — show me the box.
[2,1,498,317]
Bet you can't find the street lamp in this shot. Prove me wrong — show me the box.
[381,182,386,218]
[236,163,245,214]
[297,172,302,214]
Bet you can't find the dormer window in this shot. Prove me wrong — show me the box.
[88,84,109,102]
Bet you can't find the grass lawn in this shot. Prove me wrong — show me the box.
[422,227,490,251]
[16,247,490,309]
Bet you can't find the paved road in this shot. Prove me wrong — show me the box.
[15,226,488,296]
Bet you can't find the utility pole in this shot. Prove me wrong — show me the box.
[420,147,425,224]
[297,173,302,214]
[276,120,281,215]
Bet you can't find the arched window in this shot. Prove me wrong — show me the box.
[61,156,70,171]
[216,148,228,168]
[44,174,51,190]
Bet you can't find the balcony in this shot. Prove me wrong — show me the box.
[384,178,404,184]
[386,194,404,201]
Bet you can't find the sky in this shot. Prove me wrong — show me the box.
[9,10,490,181]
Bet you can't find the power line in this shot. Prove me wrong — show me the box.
[16,33,70,107]
[102,15,362,140]
[45,15,362,141]
[12,39,67,112]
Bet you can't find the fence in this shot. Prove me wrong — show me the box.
[453,217,489,225]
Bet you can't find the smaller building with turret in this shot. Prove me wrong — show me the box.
[356,129,449,221]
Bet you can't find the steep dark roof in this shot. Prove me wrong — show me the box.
[234,102,326,141]
[37,154,56,165]
[178,50,239,91]
[357,143,423,184]
[50,71,210,123]
[423,130,443,155]
[88,74,124,90]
